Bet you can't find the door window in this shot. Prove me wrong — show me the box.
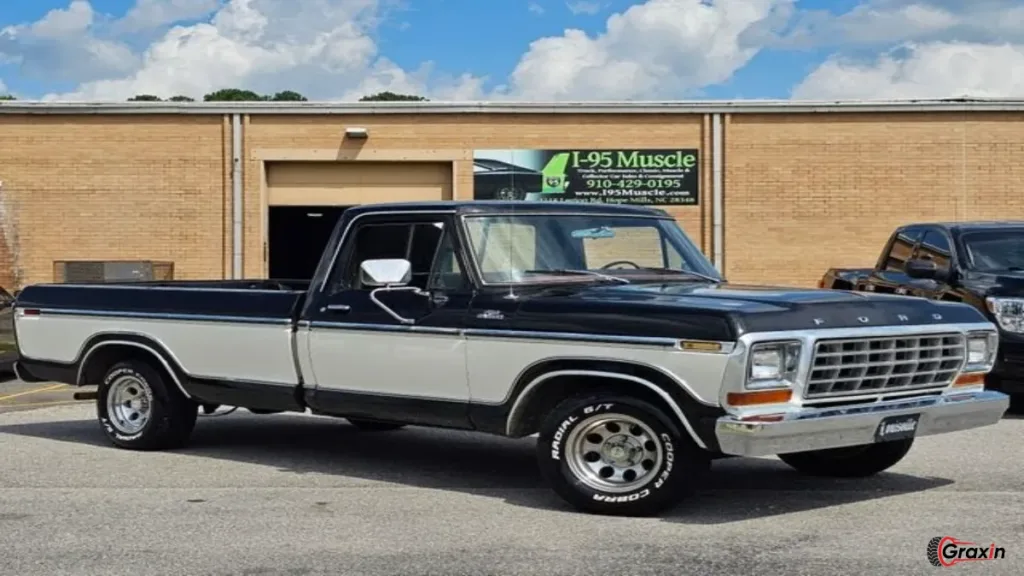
[882,228,923,271]
[332,219,459,292]
[915,229,952,268]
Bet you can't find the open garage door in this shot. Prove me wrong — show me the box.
[266,161,453,206]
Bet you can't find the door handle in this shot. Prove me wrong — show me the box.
[322,304,351,313]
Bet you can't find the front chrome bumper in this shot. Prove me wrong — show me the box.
[714,389,1010,457]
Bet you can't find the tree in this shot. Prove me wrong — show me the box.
[127,94,163,101]
[0,94,17,101]
[168,95,195,102]
[359,91,428,102]
[203,88,266,101]
[270,90,307,101]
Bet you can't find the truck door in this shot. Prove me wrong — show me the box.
[907,228,963,302]
[302,212,474,428]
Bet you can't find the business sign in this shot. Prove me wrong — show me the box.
[472,149,699,205]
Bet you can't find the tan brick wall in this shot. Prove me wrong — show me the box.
[0,115,227,288]
[4,108,1022,290]
[242,114,707,277]
[722,112,1024,288]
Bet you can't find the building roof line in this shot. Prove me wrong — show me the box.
[2,98,1024,115]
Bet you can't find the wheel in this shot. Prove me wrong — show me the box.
[777,438,914,478]
[96,360,197,450]
[347,418,406,431]
[535,392,710,517]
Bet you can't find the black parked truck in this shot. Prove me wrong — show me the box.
[12,201,1011,516]
[820,220,1024,407]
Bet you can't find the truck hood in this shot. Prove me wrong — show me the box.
[511,280,989,340]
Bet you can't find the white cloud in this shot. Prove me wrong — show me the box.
[0,0,138,84]
[504,0,793,100]
[784,0,1024,99]
[117,0,221,32]
[792,41,1024,99]
[772,0,1024,48]
[40,0,487,101]
[566,1,602,15]
[7,0,1024,104]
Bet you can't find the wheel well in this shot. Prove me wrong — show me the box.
[506,372,693,442]
[79,343,175,388]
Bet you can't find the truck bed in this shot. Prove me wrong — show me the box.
[13,281,308,397]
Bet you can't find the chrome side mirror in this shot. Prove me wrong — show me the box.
[360,259,412,287]
[359,258,425,325]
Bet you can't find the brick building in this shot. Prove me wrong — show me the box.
[0,98,1022,290]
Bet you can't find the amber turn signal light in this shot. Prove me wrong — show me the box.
[726,389,793,406]
[952,372,986,387]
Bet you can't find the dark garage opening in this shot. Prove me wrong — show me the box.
[268,205,351,281]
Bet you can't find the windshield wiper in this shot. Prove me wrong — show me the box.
[632,267,724,283]
[523,269,631,284]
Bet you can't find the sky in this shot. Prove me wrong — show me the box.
[1,0,1023,102]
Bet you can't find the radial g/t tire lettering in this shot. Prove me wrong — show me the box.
[535,391,710,517]
[96,360,198,451]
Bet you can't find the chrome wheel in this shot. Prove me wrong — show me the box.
[106,374,153,435]
[565,413,664,493]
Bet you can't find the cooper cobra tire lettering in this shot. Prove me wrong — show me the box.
[593,489,650,502]
[654,433,674,489]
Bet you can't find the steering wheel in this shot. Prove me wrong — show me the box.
[600,260,642,270]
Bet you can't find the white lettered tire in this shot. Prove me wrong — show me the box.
[535,391,709,516]
[96,360,198,450]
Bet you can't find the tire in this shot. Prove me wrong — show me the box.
[927,536,942,567]
[96,360,197,451]
[347,418,406,431]
[777,438,915,478]
[535,391,710,517]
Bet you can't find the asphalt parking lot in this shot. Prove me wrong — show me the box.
[1,378,1023,576]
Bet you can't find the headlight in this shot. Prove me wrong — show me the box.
[964,330,998,373]
[985,296,1024,333]
[746,340,801,389]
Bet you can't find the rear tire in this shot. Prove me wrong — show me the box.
[535,391,710,517]
[777,438,914,478]
[96,360,197,450]
[347,418,406,431]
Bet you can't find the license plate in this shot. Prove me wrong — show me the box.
[874,413,921,442]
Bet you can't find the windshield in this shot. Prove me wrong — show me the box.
[961,229,1024,271]
[461,213,721,284]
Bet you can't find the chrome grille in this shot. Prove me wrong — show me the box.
[805,333,965,399]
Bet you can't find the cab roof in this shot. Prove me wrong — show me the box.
[342,200,673,218]
[897,220,1024,233]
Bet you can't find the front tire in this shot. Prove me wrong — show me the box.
[777,438,914,478]
[535,392,710,517]
[96,360,197,450]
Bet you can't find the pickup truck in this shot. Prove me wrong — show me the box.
[820,221,1024,407]
[12,201,1010,517]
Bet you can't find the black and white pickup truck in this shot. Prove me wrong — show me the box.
[11,201,1011,516]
